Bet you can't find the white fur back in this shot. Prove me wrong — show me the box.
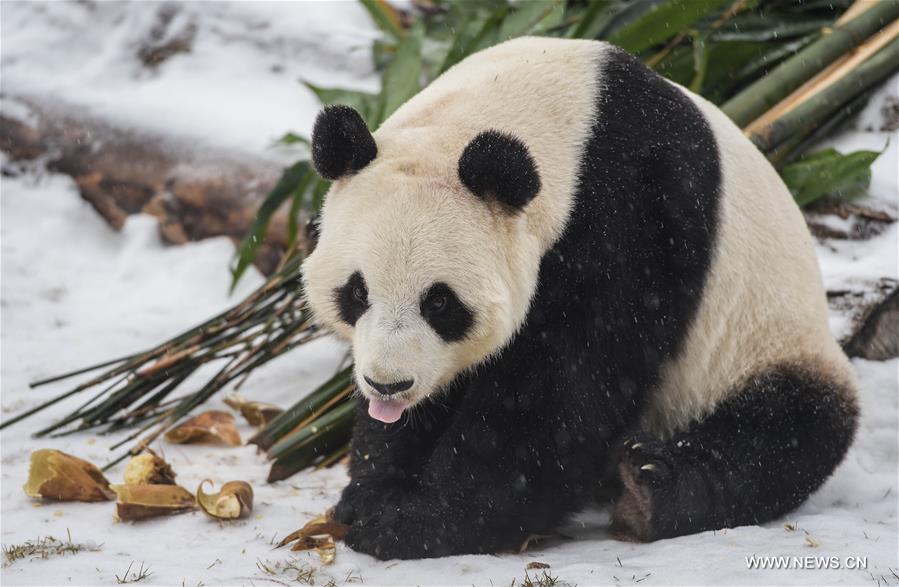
[643,90,857,437]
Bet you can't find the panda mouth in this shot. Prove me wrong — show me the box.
[367,397,409,423]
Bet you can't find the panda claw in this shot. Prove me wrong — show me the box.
[640,463,656,471]
[631,443,644,450]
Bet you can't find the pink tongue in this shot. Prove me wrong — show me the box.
[368,398,408,423]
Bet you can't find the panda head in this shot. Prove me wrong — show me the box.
[302,105,542,423]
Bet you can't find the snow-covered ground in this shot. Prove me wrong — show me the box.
[2,3,897,586]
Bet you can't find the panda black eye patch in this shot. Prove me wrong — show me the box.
[335,271,369,326]
[420,282,473,343]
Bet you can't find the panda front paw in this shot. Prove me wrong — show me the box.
[333,480,403,525]
[345,515,440,560]
[611,432,677,542]
[620,433,675,487]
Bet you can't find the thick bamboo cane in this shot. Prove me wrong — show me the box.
[722,0,899,127]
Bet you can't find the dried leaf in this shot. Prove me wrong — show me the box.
[517,534,549,554]
[164,410,241,446]
[23,449,115,502]
[123,449,176,485]
[278,511,349,564]
[316,537,336,565]
[223,394,283,427]
[527,562,551,570]
[112,484,195,521]
[196,479,253,520]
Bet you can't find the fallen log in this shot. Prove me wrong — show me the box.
[0,96,299,275]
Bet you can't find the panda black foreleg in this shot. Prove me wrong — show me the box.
[611,366,858,541]
[334,395,458,526]
[343,407,606,559]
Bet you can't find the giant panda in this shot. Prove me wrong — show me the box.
[301,37,859,560]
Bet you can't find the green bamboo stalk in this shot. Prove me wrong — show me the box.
[749,37,899,153]
[267,403,357,483]
[268,400,356,460]
[722,0,899,127]
[768,84,876,168]
[248,366,354,450]
[28,353,140,388]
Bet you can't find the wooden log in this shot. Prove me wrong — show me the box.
[0,96,299,275]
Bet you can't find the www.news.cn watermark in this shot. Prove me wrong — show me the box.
[746,555,868,570]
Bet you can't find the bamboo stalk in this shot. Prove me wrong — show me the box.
[248,367,354,450]
[722,0,899,127]
[268,400,357,460]
[836,0,881,26]
[267,405,357,483]
[744,16,899,135]
[768,85,877,168]
[28,353,139,388]
[749,37,899,152]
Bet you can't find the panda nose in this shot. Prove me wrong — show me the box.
[364,376,414,396]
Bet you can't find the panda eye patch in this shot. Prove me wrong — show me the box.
[427,295,447,313]
[352,284,367,304]
[420,282,473,343]
[335,271,369,326]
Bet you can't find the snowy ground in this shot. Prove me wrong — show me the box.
[2,3,898,586]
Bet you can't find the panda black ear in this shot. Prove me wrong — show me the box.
[458,130,541,211]
[311,105,377,180]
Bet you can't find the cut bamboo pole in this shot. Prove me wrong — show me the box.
[749,37,899,152]
[744,16,899,135]
[836,0,881,26]
[722,0,899,127]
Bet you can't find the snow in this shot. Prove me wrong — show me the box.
[0,2,379,158]
[2,4,898,586]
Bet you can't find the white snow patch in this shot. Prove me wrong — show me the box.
[0,2,380,157]
[1,4,898,585]
[2,151,897,587]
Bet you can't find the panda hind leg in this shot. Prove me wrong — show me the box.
[610,365,858,542]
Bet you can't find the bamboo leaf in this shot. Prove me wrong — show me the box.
[303,82,380,125]
[438,6,509,75]
[567,0,618,39]
[311,176,331,212]
[689,31,710,92]
[377,22,424,124]
[711,14,831,42]
[359,0,405,42]
[274,132,310,147]
[606,0,730,54]
[286,172,313,251]
[498,0,564,41]
[230,161,313,290]
[780,148,881,207]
